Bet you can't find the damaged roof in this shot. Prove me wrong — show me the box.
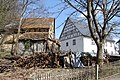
[19,18,55,40]
[3,18,56,43]
[21,18,54,29]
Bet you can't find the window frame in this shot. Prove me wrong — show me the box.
[73,39,76,45]
[66,42,68,46]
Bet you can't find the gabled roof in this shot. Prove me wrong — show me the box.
[60,18,114,42]
[59,18,90,40]
[69,18,90,37]
[70,18,115,41]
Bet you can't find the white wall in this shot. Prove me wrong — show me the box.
[83,37,97,53]
[104,41,116,55]
[83,37,116,55]
[60,36,83,52]
[60,36,116,55]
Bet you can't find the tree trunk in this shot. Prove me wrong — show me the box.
[14,0,28,55]
[96,42,104,66]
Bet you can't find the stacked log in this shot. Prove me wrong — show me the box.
[0,59,15,73]
[15,52,60,69]
[0,52,61,73]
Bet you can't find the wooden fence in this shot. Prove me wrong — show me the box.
[29,61,120,80]
[0,61,120,80]
[29,68,95,80]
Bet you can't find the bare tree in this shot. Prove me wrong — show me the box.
[0,0,18,29]
[62,0,120,66]
[14,0,28,55]
[0,0,49,55]
[0,0,19,53]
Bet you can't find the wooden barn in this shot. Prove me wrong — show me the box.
[0,18,60,54]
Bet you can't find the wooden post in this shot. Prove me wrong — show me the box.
[95,64,99,80]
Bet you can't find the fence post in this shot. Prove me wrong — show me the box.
[49,73,51,80]
[95,64,99,80]
[79,69,80,80]
[80,71,83,80]
[38,74,40,80]
[40,74,42,80]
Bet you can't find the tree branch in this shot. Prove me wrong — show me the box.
[65,0,87,18]
[91,0,101,39]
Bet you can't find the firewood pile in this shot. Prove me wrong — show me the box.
[0,52,61,73]
[0,65,15,73]
[15,52,60,69]
[0,59,15,73]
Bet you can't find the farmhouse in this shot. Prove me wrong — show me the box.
[1,18,60,54]
[59,18,116,56]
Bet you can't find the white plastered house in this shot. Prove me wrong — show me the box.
[59,18,116,56]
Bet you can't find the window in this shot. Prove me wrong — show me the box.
[73,39,76,45]
[110,42,112,47]
[66,42,68,46]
